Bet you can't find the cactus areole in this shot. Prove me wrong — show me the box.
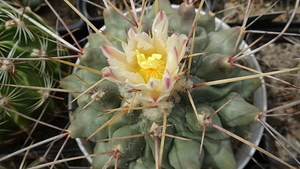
[62,1,266,169]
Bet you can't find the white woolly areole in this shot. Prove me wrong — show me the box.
[38,90,50,100]
[117,84,134,100]
[141,98,174,121]
[31,49,47,57]
[0,95,9,107]
[113,144,122,153]
[175,78,194,91]
[91,91,105,101]
[0,59,14,72]
[150,122,161,137]
[122,96,142,108]
[196,111,212,126]
[171,78,194,103]
[5,18,23,28]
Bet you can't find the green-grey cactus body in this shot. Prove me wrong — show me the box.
[0,3,67,141]
[61,1,262,168]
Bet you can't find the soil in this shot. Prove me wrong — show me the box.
[215,0,300,23]
[85,0,105,17]
[36,0,79,27]
[258,42,300,163]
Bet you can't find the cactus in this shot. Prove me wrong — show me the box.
[0,2,67,141]
[60,1,266,168]
[1,0,300,168]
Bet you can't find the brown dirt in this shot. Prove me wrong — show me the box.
[258,42,300,162]
[35,0,79,27]
[215,0,300,23]
[86,0,105,17]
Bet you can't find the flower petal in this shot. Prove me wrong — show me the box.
[152,11,168,42]
[102,66,145,84]
[102,45,127,63]
[151,11,168,56]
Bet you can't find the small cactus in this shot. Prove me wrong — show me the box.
[0,2,67,141]
[61,1,264,168]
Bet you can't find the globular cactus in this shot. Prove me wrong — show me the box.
[0,2,67,141]
[61,0,263,168]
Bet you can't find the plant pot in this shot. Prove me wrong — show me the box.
[79,0,104,24]
[69,5,267,169]
[54,0,104,45]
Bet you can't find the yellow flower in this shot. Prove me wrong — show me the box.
[101,11,188,102]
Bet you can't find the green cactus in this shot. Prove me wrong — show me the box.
[61,1,264,168]
[0,3,67,141]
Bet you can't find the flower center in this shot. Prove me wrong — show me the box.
[136,50,166,82]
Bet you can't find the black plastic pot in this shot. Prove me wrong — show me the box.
[57,0,104,45]
[228,21,300,43]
